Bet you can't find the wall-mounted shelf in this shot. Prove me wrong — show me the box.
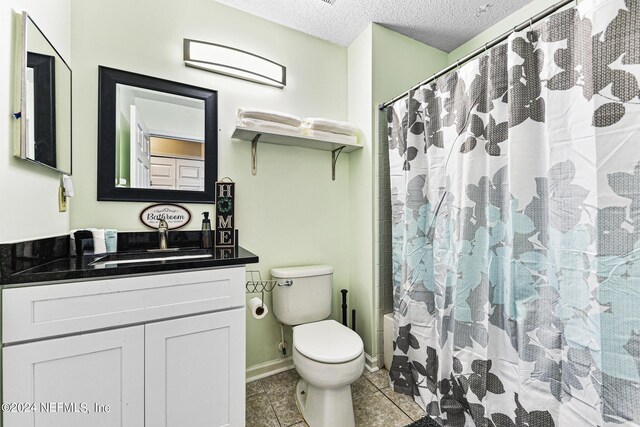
[231,126,362,181]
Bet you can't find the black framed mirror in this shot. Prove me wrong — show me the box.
[98,66,218,203]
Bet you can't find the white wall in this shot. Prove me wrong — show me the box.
[70,0,350,369]
[133,98,205,142]
[0,0,70,243]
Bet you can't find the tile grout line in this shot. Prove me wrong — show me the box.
[267,396,281,427]
[386,394,418,423]
[372,382,416,422]
[365,374,422,423]
[251,370,422,427]
[250,380,284,427]
[265,386,284,427]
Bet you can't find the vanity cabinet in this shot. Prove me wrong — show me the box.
[2,267,246,427]
[3,326,145,426]
[145,309,245,426]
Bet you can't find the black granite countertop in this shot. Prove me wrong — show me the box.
[0,232,258,286]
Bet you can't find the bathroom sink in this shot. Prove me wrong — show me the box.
[89,249,213,267]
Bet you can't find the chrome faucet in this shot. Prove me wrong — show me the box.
[158,219,169,250]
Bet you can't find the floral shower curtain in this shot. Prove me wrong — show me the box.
[386,0,640,425]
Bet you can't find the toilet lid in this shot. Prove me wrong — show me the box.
[293,320,364,364]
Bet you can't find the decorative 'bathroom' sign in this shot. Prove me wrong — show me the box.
[140,204,192,230]
[215,179,237,254]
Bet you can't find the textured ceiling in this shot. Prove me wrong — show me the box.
[214,0,534,52]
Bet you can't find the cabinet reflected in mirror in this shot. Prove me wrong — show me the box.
[98,67,218,203]
[17,12,72,174]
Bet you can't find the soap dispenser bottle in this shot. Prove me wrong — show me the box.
[200,212,213,249]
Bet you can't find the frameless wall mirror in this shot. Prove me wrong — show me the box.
[16,12,72,174]
[98,67,218,203]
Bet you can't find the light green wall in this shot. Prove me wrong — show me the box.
[371,25,448,361]
[448,0,566,63]
[372,25,449,105]
[70,0,350,369]
[0,0,71,243]
[347,24,448,361]
[347,26,374,357]
[117,113,130,185]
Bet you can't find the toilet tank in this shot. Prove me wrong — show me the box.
[271,265,333,326]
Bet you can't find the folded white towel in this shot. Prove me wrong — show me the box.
[301,128,358,145]
[238,118,303,137]
[92,229,107,254]
[237,108,302,127]
[302,118,357,136]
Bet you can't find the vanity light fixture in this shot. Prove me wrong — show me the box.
[183,39,286,88]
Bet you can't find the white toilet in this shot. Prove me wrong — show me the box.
[271,265,365,427]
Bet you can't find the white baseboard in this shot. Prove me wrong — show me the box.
[246,357,294,383]
[365,353,380,373]
[246,353,380,381]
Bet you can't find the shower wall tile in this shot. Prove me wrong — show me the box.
[380,206,391,221]
[383,295,393,314]
[377,124,393,364]
[383,284,393,300]
[381,265,392,283]
[376,117,392,347]
[380,220,392,238]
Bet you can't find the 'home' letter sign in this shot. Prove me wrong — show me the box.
[215,179,238,257]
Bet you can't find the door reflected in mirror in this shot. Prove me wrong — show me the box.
[115,85,205,191]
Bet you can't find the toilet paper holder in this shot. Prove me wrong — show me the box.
[246,271,293,310]
[245,270,293,294]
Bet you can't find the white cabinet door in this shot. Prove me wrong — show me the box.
[176,158,205,191]
[145,308,245,427]
[3,326,144,427]
[150,156,176,189]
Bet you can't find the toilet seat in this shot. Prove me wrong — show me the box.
[293,320,363,364]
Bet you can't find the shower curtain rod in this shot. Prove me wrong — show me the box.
[379,0,576,110]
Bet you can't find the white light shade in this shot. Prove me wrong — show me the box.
[184,39,286,88]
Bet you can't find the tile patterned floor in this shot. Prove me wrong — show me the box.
[246,368,425,427]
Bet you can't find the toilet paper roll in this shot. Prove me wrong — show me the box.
[248,297,268,320]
